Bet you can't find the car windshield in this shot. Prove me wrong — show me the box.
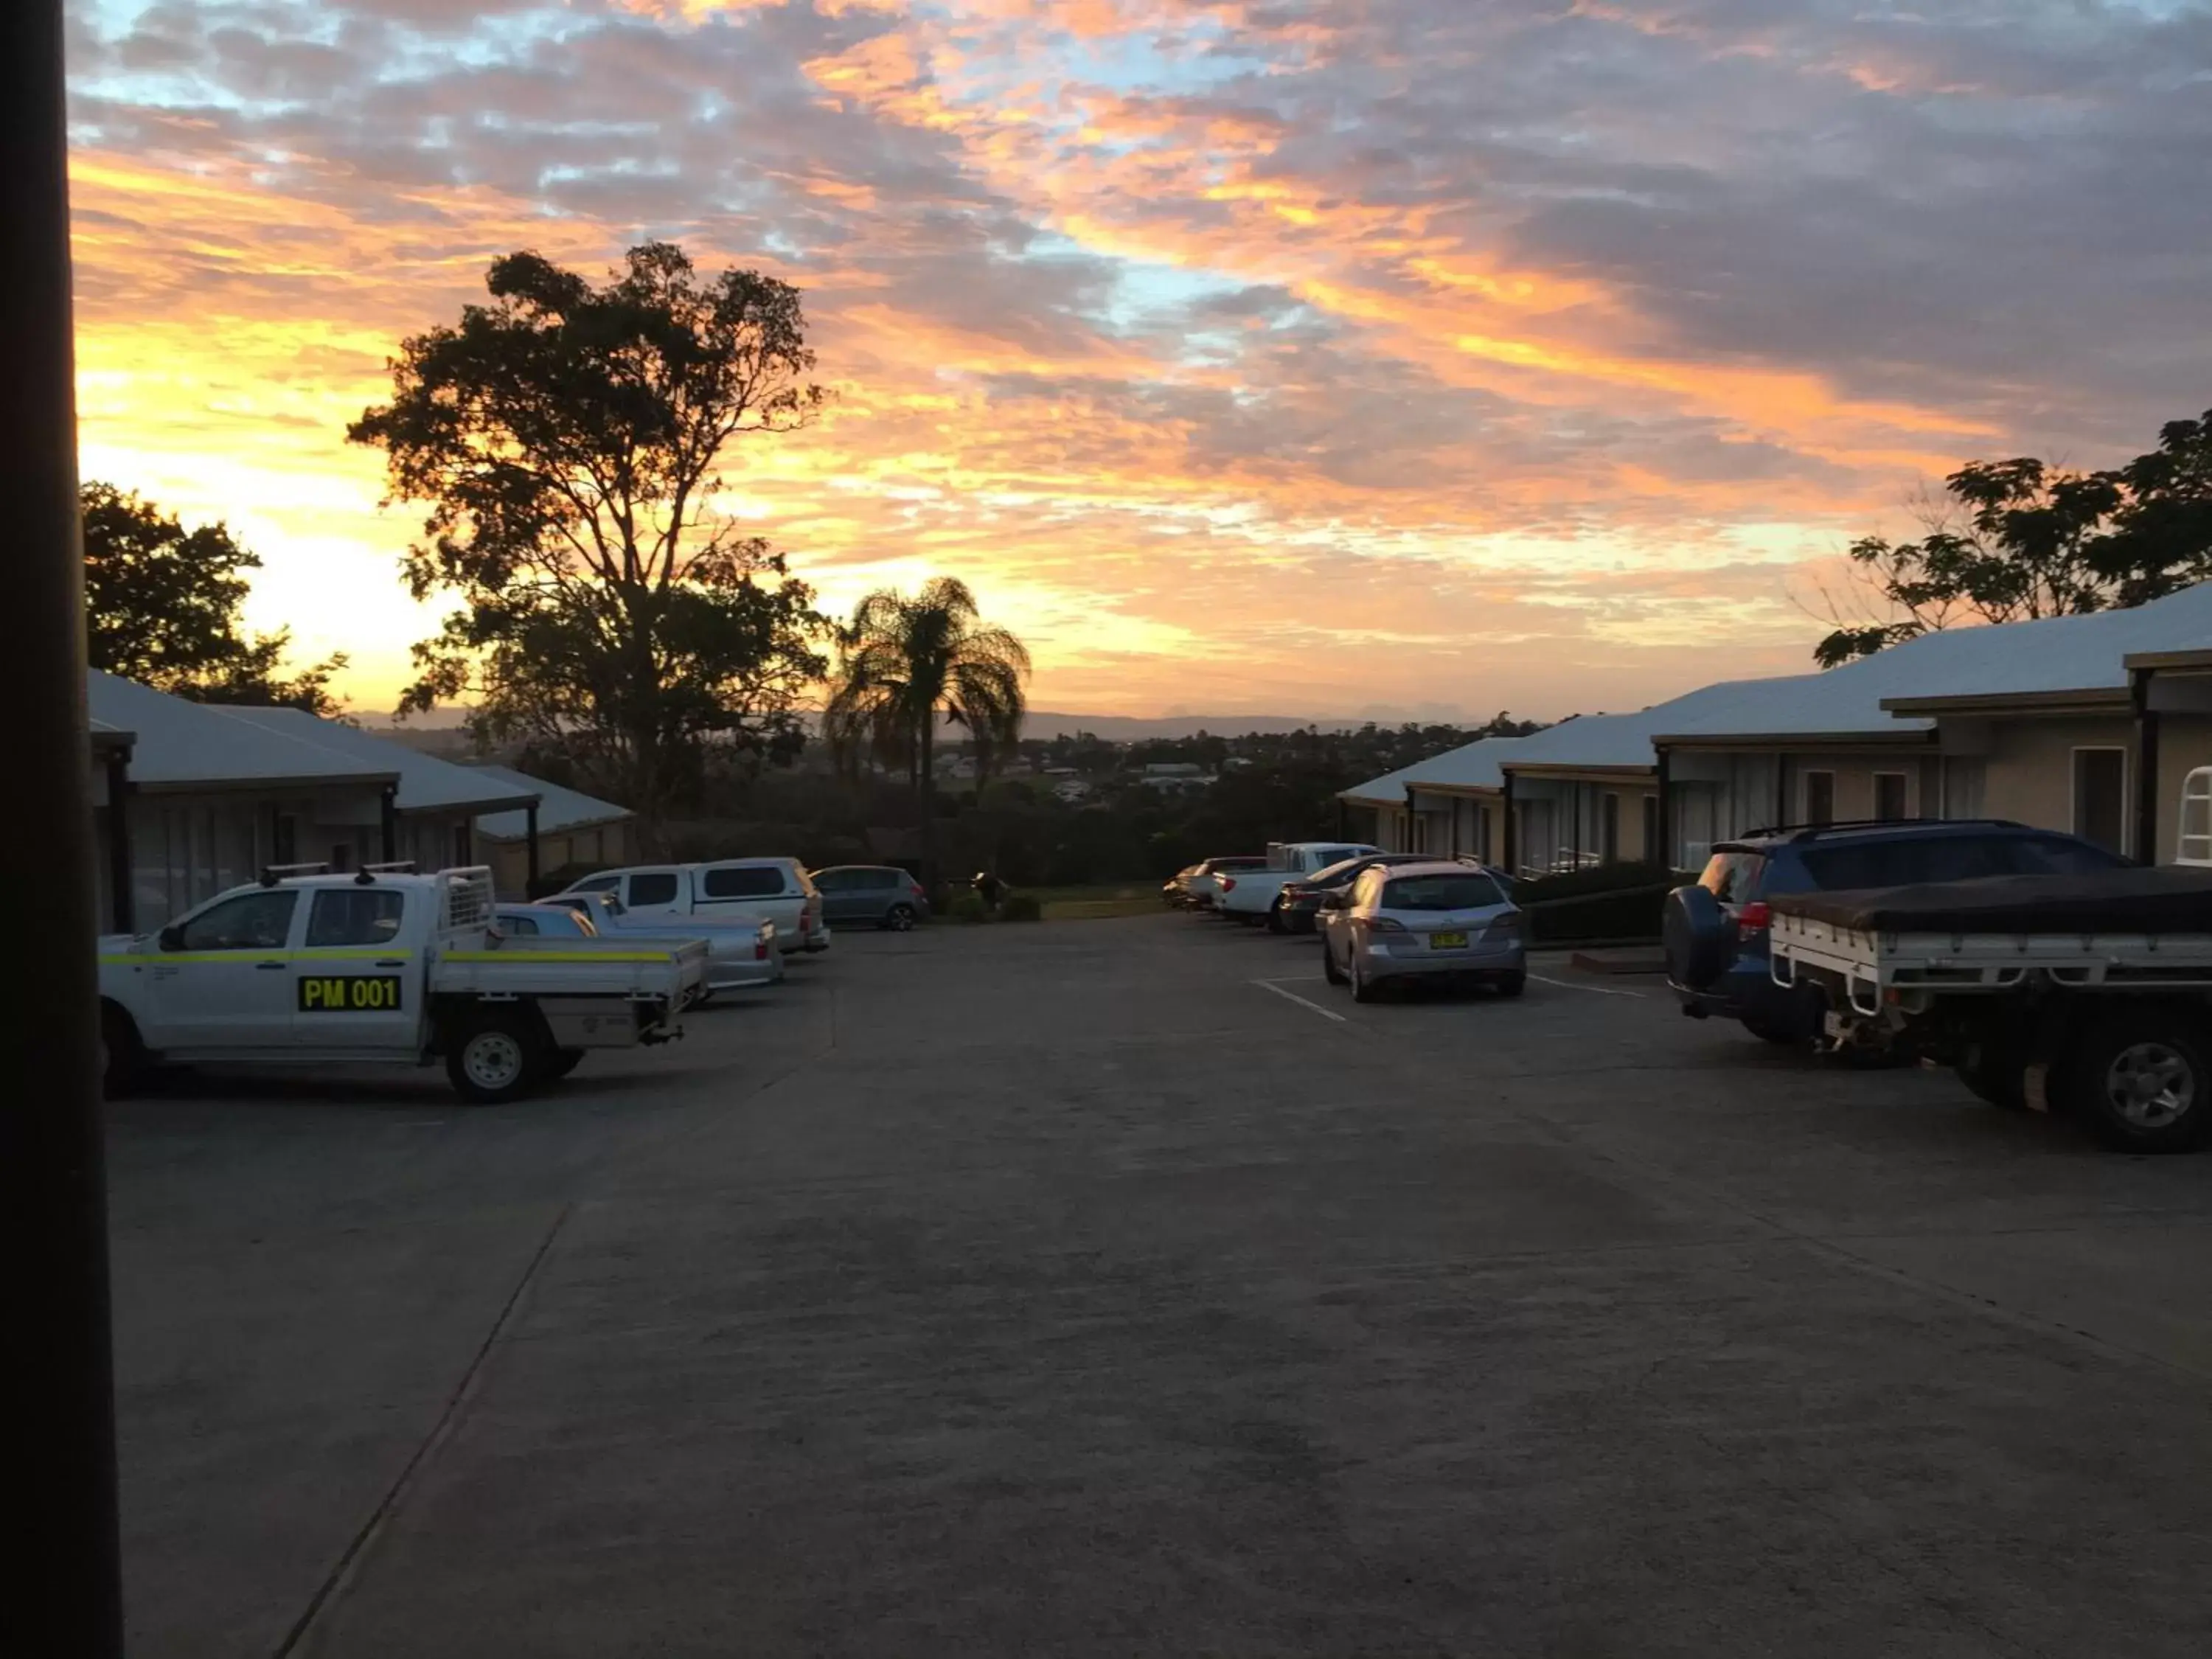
[1381,872,1506,911]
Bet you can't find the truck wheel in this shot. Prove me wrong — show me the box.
[445,1012,548,1105]
[100,1002,147,1099]
[2057,1010,2208,1153]
[1265,898,1287,934]
[1955,1043,2028,1111]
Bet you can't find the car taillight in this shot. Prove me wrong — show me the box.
[909,881,926,900]
[755,932,771,960]
[1220,877,1237,892]
[1736,900,1772,940]
[1355,916,1407,934]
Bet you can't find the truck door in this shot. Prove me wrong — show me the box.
[149,888,303,1049]
[620,868,686,918]
[291,886,417,1050]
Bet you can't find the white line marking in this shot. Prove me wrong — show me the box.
[1527,972,1648,999]
[1252,978,1349,1023]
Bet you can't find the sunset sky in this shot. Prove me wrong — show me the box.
[63,0,2212,721]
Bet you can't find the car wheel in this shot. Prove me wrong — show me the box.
[885,902,917,931]
[445,1011,549,1106]
[1493,970,1526,998]
[1265,897,1287,933]
[1322,939,1347,984]
[2056,1009,2209,1153]
[100,1002,147,1099]
[1352,957,1381,1004]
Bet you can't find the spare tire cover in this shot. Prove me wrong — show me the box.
[1663,883,1731,992]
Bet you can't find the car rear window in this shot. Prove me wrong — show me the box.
[701,866,786,899]
[2003,837,2129,876]
[1801,837,2012,888]
[1698,851,1767,904]
[1381,872,1507,911]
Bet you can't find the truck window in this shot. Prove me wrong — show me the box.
[568,874,620,895]
[501,914,540,936]
[701,866,785,899]
[306,889,406,947]
[176,891,298,951]
[627,872,681,906]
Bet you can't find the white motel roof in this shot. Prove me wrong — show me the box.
[1340,579,2212,800]
[86,672,397,793]
[469,765,633,840]
[215,706,540,815]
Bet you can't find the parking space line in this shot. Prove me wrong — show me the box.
[1252,978,1349,1023]
[1527,972,1648,999]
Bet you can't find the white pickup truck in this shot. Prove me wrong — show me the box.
[1215,841,1382,929]
[560,858,830,954]
[1766,773,2212,1153]
[98,866,709,1105]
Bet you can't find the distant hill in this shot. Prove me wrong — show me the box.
[353,708,1386,745]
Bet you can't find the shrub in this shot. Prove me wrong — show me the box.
[998,892,1043,922]
[1523,885,1669,945]
[1510,860,1686,905]
[946,892,989,924]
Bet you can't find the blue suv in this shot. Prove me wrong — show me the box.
[1665,819,2131,1043]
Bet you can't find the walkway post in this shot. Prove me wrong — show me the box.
[0,1,127,1653]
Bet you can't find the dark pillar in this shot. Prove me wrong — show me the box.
[105,746,134,933]
[1501,773,1517,875]
[380,784,398,863]
[1654,746,1672,869]
[1,1,125,1651]
[2132,668,2160,863]
[526,803,541,895]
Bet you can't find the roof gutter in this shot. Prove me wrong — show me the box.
[1879,686,2130,717]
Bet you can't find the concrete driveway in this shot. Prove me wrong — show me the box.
[108,916,2212,1657]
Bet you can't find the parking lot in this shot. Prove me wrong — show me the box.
[111,914,2212,1657]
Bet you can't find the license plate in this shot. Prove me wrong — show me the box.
[298,973,403,1012]
[1429,931,1468,950]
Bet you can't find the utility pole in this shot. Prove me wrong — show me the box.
[0,1,127,1653]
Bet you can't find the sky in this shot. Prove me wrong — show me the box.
[63,0,2212,722]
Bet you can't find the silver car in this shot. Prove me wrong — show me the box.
[508,895,783,997]
[1319,861,1525,1002]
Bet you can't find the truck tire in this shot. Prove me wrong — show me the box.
[100,1002,147,1099]
[1955,1043,2028,1111]
[445,1010,549,1105]
[2056,1008,2209,1153]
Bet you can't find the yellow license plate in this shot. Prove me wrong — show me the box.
[1430,931,1468,949]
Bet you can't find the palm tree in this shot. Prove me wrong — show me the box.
[822,577,1031,883]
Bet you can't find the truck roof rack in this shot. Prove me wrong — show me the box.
[1732,818,2025,844]
[260,861,330,886]
[357,860,418,885]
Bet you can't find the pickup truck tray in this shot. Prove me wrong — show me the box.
[1775,868,2212,935]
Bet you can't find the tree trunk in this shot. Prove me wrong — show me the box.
[917,707,937,892]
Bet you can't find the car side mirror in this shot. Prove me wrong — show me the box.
[157,924,184,952]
